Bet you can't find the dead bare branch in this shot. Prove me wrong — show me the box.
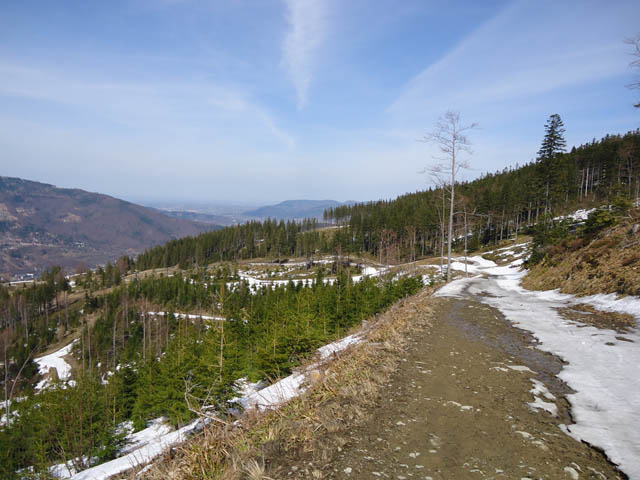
[422,110,478,282]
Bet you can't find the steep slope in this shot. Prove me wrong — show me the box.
[0,176,213,276]
[523,207,640,297]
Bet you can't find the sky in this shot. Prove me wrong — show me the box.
[1,0,639,206]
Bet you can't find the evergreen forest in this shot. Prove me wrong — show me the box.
[134,130,640,270]
[0,264,422,477]
[1,123,639,478]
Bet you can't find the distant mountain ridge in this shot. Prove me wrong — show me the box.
[157,209,234,226]
[0,176,214,277]
[243,199,355,220]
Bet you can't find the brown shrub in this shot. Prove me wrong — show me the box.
[548,244,566,258]
[567,237,585,251]
[592,235,621,250]
[621,253,640,267]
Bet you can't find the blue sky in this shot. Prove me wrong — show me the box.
[1,0,638,205]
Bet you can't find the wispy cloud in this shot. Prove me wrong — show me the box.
[389,0,637,123]
[281,0,328,109]
[0,61,295,151]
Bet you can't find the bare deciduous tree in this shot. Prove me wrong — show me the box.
[626,36,640,108]
[423,110,478,282]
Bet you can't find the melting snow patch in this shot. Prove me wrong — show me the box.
[241,371,308,411]
[119,418,172,455]
[436,245,640,479]
[434,276,479,298]
[491,366,510,372]
[242,333,362,411]
[528,378,557,415]
[35,340,77,391]
[66,418,203,480]
[528,397,558,416]
[530,378,555,400]
[555,208,596,223]
[317,334,361,359]
[147,311,224,322]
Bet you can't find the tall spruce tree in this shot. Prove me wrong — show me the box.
[537,114,567,215]
[538,114,566,160]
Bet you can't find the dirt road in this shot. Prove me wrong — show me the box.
[278,296,623,479]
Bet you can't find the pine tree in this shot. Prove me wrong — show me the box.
[537,114,566,160]
[537,114,567,215]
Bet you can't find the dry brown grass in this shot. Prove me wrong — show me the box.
[523,208,640,297]
[131,286,436,480]
[556,305,636,333]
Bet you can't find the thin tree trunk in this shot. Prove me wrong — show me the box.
[463,209,468,278]
[87,325,91,371]
[447,145,455,282]
[112,305,116,369]
[142,313,146,361]
[4,337,8,424]
[440,188,445,278]
[81,323,85,370]
[64,290,69,332]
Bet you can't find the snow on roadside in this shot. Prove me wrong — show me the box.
[35,340,77,391]
[233,332,362,412]
[61,331,363,479]
[436,249,640,479]
[317,334,361,359]
[528,379,557,416]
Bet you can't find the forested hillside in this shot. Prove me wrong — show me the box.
[135,130,640,270]
[324,130,640,262]
[134,218,323,270]
[0,258,423,477]
[0,177,213,277]
[2,127,639,478]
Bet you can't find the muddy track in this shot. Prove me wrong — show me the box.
[274,296,623,479]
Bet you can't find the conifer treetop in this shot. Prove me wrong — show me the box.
[537,113,566,160]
